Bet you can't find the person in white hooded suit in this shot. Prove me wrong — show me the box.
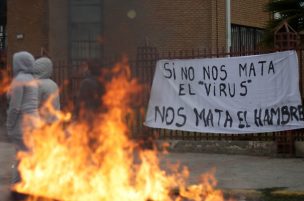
[6,51,39,185]
[32,57,60,124]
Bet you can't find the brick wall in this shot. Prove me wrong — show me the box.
[231,0,270,28]
[103,0,270,58]
[6,0,270,62]
[142,0,213,54]
[7,0,48,64]
[211,0,226,52]
[104,0,214,58]
[48,0,69,62]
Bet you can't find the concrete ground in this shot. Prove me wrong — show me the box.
[0,125,14,201]
[161,153,304,191]
[0,142,14,201]
[1,123,304,201]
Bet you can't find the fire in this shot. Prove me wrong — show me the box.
[0,68,11,95]
[11,60,225,201]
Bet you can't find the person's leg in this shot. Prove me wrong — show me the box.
[10,138,29,200]
[11,138,27,184]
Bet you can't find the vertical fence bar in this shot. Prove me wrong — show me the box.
[51,47,304,150]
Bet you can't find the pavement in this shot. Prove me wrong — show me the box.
[0,124,14,201]
[1,121,304,201]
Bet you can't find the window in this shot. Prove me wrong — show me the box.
[0,25,5,50]
[0,0,6,51]
[69,0,103,61]
[231,24,264,52]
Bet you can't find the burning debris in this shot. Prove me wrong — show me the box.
[2,61,225,201]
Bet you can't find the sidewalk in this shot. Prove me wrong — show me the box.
[161,152,304,191]
[0,141,14,201]
[1,124,304,200]
[0,121,14,201]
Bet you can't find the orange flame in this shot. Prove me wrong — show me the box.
[13,60,226,201]
[0,68,11,95]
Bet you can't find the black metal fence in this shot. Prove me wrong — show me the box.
[52,45,304,155]
[231,24,264,53]
[0,25,5,51]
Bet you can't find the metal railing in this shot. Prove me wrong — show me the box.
[52,46,304,155]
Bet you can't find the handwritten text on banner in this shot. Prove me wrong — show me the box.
[144,50,304,133]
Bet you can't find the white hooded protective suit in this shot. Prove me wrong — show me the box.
[32,57,60,123]
[6,51,39,140]
[6,51,39,184]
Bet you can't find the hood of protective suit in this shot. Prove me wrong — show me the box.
[33,57,53,79]
[12,51,35,76]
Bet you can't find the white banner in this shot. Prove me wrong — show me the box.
[144,50,304,134]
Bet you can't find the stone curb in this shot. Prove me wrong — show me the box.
[271,189,304,196]
[222,188,304,200]
[222,189,262,200]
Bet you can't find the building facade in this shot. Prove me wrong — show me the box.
[6,0,270,63]
[0,0,6,51]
